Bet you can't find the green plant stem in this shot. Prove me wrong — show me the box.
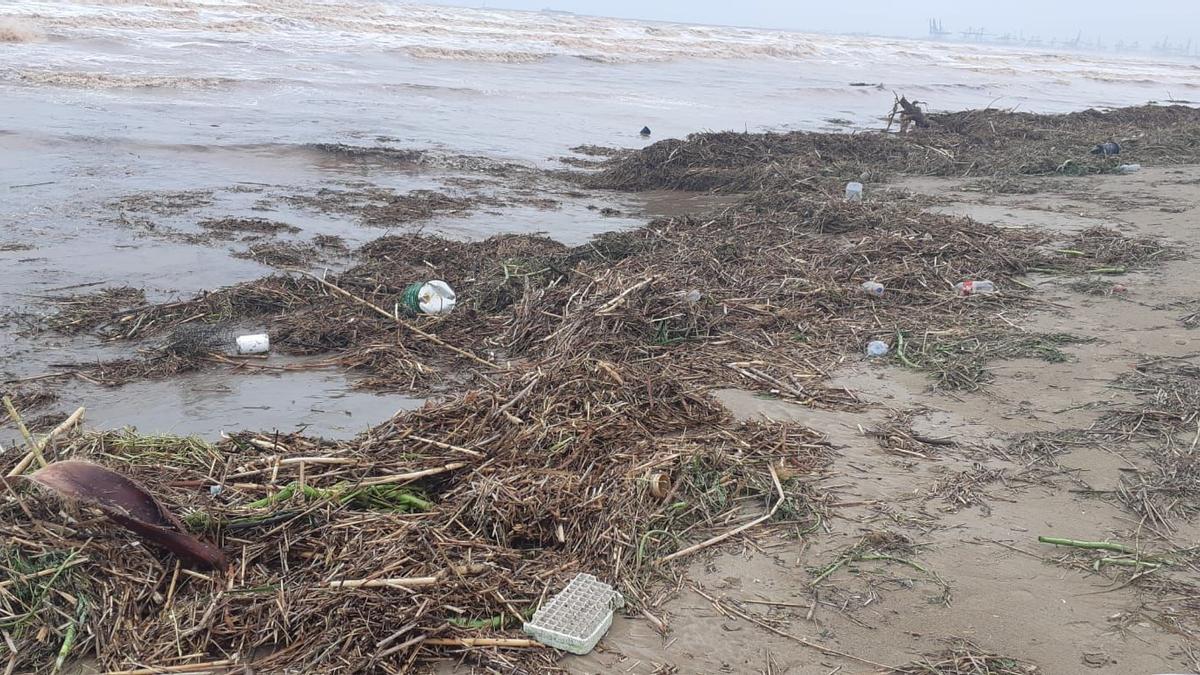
[245,481,432,512]
[52,597,84,674]
[1038,536,1136,554]
[895,332,920,369]
[811,556,850,586]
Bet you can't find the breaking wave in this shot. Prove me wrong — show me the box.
[402,46,552,63]
[0,18,41,43]
[8,70,238,90]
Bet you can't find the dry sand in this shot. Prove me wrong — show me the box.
[569,166,1200,674]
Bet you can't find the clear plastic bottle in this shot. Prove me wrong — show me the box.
[845,182,863,202]
[954,280,996,296]
[861,281,884,297]
[866,340,889,357]
[1117,164,1141,174]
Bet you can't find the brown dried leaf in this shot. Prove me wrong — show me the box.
[28,460,228,570]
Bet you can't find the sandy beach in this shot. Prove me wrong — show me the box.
[572,164,1200,674]
[3,103,1199,674]
[4,3,1200,673]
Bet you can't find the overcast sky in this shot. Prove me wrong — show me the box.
[433,1,1198,46]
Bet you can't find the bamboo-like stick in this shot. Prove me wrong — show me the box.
[2,396,40,464]
[5,404,86,477]
[1037,536,1137,554]
[326,564,487,589]
[103,660,235,675]
[423,638,542,649]
[357,461,468,487]
[660,463,784,563]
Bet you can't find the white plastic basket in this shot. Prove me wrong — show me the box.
[523,573,624,655]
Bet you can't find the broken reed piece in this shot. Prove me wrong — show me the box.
[26,461,227,570]
[325,564,488,590]
[2,394,41,467]
[5,406,86,478]
[102,659,238,675]
[423,638,542,649]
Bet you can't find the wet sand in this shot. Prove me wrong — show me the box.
[569,166,1200,674]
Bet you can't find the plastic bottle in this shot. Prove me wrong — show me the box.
[402,280,457,316]
[1117,164,1141,174]
[236,333,270,354]
[861,281,884,297]
[866,340,889,357]
[845,182,864,202]
[954,280,996,296]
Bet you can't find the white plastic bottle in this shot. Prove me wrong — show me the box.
[845,182,863,202]
[954,280,996,296]
[236,333,270,354]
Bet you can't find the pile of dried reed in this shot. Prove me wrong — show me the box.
[1,356,828,672]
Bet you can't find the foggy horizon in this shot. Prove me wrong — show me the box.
[427,0,1200,50]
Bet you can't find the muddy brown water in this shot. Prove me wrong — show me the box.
[1,143,693,444]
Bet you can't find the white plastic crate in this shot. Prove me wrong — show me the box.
[523,573,624,654]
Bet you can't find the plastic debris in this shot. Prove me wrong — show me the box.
[523,573,624,655]
[954,280,996,296]
[861,281,884,297]
[845,181,864,202]
[1117,163,1141,174]
[639,126,651,137]
[402,280,457,316]
[866,340,890,357]
[236,333,270,355]
[1091,141,1121,156]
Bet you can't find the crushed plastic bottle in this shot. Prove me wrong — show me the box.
[861,281,884,297]
[866,340,890,357]
[402,280,457,316]
[954,280,996,296]
[845,182,864,202]
[1117,164,1141,174]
